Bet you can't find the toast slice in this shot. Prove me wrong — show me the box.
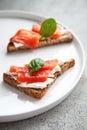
[3,59,75,99]
[7,29,73,53]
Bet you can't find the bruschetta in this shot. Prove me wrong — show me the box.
[3,58,75,99]
[7,18,73,52]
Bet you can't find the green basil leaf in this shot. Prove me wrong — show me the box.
[28,58,44,75]
[40,18,57,38]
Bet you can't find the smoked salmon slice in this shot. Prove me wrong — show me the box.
[10,29,40,48]
[9,59,58,83]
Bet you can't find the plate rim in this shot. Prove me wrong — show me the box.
[0,10,86,122]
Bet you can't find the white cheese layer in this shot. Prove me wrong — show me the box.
[17,65,61,89]
[17,78,54,89]
[49,65,61,77]
[60,29,68,35]
[14,42,23,48]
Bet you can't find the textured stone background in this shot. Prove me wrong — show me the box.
[0,0,87,129]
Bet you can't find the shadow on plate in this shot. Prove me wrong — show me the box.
[1,81,38,103]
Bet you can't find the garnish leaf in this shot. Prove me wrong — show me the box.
[28,58,44,75]
[40,18,57,38]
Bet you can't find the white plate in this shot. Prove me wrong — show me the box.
[0,11,85,122]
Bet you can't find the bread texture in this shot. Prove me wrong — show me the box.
[7,31,73,52]
[3,59,75,99]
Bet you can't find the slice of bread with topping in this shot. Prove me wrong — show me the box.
[3,59,75,99]
[7,27,73,52]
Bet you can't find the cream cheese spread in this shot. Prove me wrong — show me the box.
[14,42,23,48]
[17,78,54,89]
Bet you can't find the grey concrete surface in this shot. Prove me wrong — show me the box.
[0,0,87,129]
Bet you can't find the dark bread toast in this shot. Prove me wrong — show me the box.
[3,59,75,99]
[7,31,73,52]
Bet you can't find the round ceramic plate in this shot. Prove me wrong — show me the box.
[0,11,85,122]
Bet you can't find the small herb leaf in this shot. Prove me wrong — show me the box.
[40,18,57,38]
[28,58,44,75]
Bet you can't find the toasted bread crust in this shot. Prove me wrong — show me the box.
[3,59,75,99]
[7,31,73,52]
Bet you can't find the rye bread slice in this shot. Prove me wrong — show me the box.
[7,31,73,52]
[3,59,75,99]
